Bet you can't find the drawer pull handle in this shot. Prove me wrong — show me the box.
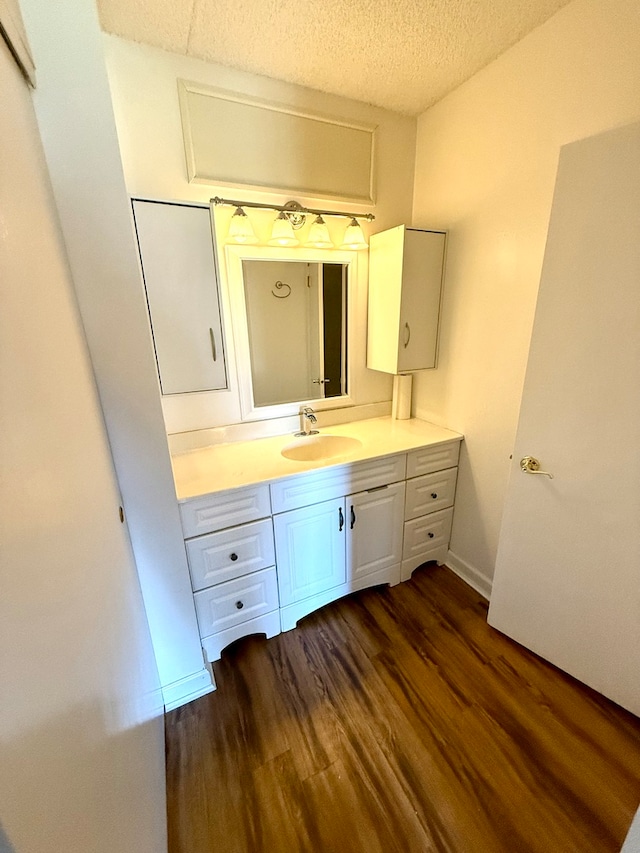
[428,532,435,539]
[350,505,356,529]
[230,552,238,562]
[339,507,344,532]
[235,600,244,610]
[431,492,438,499]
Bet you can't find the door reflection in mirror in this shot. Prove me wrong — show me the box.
[242,260,347,408]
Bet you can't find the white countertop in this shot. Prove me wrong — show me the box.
[171,416,463,501]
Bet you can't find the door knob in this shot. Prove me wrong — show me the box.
[520,456,554,479]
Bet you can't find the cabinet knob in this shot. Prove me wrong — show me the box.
[431,492,438,499]
[235,600,244,610]
[230,552,238,562]
[428,532,435,539]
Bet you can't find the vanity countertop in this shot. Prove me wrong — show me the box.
[171,416,463,501]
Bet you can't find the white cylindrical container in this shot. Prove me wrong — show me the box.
[392,373,412,420]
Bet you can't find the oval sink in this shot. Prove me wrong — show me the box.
[281,434,363,462]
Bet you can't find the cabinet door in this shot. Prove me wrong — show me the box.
[132,199,227,394]
[273,498,346,606]
[347,482,405,581]
[397,229,446,372]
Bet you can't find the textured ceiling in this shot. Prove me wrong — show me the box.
[97,0,573,115]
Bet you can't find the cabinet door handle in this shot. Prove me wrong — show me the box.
[338,507,344,532]
[209,327,217,362]
[235,600,244,610]
[230,552,238,562]
[431,492,438,499]
[403,322,411,348]
[350,505,356,529]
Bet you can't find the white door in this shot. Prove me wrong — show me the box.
[347,483,405,581]
[132,200,227,394]
[488,122,640,716]
[273,498,346,606]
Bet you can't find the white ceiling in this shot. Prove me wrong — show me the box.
[97,0,573,115]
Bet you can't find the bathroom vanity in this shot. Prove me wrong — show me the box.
[172,417,462,663]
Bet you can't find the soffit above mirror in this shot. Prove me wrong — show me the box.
[178,81,376,204]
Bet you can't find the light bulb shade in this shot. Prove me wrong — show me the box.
[304,215,333,248]
[340,217,368,250]
[268,211,299,247]
[227,207,258,244]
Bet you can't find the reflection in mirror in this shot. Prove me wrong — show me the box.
[242,260,347,407]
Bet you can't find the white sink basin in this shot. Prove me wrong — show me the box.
[281,434,363,462]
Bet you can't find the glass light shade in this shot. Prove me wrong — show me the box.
[304,215,333,249]
[268,211,299,247]
[340,217,368,250]
[227,207,258,244]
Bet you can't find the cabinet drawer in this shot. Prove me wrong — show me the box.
[405,467,458,520]
[403,507,454,560]
[194,566,278,636]
[186,518,275,592]
[271,454,406,514]
[406,442,460,479]
[179,483,271,538]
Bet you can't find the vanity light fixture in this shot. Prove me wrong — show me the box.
[340,217,369,250]
[227,206,259,244]
[268,211,300,247]
[212,196,374,248]
[304,215,333,249]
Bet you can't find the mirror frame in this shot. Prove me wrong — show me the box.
[225,244,361,422]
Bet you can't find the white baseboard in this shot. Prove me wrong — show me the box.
[162,667,216,712]
[445,550,493,600]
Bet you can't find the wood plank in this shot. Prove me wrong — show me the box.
[166,564,640,853]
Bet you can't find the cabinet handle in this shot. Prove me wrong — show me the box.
[230,552,238,562]
[235,600,244,610]
[428,532,435,539]
[403,322,411,348]
[350,505,356,529]
[209,327,217,362]
[431,492,438,499]
[338,507,344,532]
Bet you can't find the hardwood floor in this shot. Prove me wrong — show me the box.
[166,565,640,853]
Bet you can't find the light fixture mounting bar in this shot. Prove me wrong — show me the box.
[211,196,375,222]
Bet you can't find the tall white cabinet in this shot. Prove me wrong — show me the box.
[132,199,227,395]
[367,225,446,374]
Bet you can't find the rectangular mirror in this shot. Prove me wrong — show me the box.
[225,245,360,422]
[243,260,347,407]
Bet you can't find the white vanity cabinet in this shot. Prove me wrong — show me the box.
[132,199,227,395]
[175,422,462,663]
[272,457,406,631]
[367,225,446,373]
[179,484,281,662]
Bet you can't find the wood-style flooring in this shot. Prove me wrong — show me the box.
[166,564,640,853]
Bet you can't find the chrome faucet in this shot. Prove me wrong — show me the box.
[296,406,319,437]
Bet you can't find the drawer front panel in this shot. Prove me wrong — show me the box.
[405,467,458,520]
[406,442,460,479]
[403,507,454,560]
[271,454,406,514]
[187,519,275,592]
[180,484,271,538]
[194,566,279,636]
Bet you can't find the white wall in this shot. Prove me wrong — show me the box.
[411,0,640,588]
[0,32,166,853]
[103,36,416,434]
[19,0,213,710]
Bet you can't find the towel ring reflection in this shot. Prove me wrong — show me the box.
[272,280,291,299]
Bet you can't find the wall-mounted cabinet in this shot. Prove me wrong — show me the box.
[132,199,227,395]
[367,225,446,374]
